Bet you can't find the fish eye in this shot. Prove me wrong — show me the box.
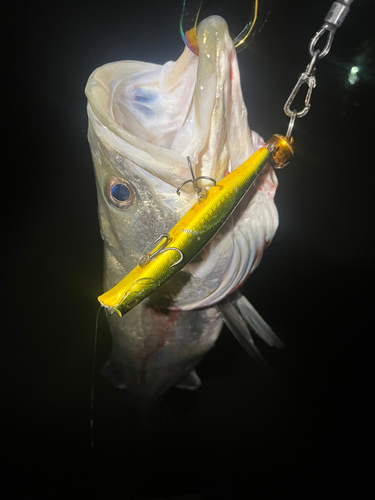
[106,177,136,210]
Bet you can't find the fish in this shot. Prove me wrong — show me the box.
[86,15,284,400]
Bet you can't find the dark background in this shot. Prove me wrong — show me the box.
[3,0,374,498]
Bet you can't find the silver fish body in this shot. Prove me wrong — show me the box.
[86,16,280,399]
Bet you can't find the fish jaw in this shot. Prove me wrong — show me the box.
[173,15,256,180]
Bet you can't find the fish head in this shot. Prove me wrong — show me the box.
[87,14,278,311]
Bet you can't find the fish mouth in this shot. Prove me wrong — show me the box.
[85,15,241,183]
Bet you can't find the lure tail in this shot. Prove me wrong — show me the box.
[217,291,283,368]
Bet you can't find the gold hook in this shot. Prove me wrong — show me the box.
[180,0,266,55]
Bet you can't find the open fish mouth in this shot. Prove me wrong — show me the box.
[86,15,278,311]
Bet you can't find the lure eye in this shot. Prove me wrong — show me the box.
[106,177,136,210]
[126,298,139,309]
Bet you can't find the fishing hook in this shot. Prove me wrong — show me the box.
[139,234,184,268]
[180,0,269,55]
[177,157,216,202]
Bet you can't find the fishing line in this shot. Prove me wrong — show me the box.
[90,305,102,449]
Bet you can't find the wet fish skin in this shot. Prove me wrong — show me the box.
[102,300,223,399]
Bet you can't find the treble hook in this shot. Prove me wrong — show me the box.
[139,234,184,268]
[176,157,216,202]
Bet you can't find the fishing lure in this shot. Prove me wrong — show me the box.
[99,135,292,317]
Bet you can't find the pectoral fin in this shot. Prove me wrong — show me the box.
[217,291,283,368]
[236,293,284,348]
[176,370,202,391]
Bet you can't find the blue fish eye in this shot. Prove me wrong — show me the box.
[111,183,130,202]
[106,177,136,210]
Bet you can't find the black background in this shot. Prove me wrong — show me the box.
[3,0,375,498]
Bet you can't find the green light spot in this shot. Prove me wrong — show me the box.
[348,66,359,85]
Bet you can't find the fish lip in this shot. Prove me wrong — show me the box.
[85,63,169,154]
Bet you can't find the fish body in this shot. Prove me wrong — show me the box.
[86,16,283,399]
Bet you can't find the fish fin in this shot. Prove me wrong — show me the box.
[216,298,270,369]
[176,370,202,391]
[235,293,284,349]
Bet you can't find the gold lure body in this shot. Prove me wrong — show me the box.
[98,135,293,317]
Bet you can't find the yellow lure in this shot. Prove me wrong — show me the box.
[98,135,293,317]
